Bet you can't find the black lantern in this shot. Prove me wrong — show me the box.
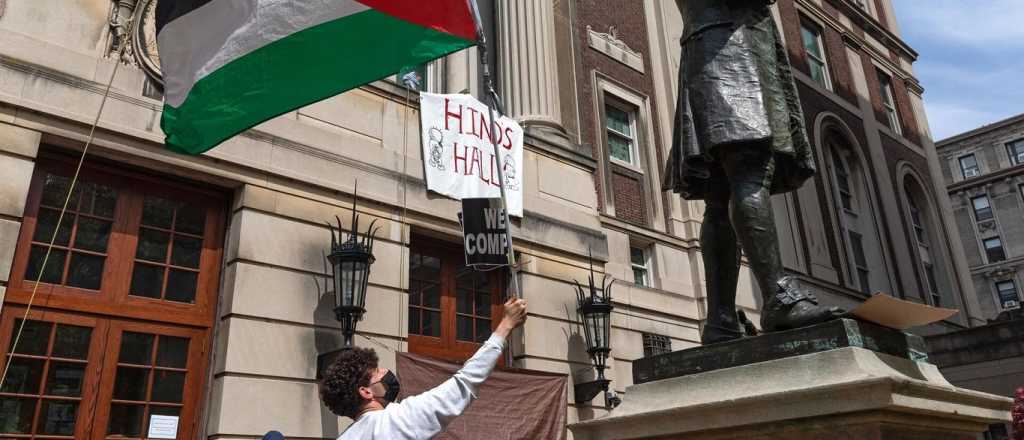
[573,252,619,407]
[327,187,380,348]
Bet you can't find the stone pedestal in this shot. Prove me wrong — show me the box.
[569,319,1011,440]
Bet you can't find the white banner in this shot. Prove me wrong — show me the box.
[420,93,524,217]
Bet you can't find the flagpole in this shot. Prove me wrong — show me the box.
[467,0,522,368]
[467,0,520,301]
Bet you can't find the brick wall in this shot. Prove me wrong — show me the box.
[892,79,921,145]
[822,25,858,105]
[611,171,646,225]
[575,0,663,226]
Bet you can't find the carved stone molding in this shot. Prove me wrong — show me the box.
[108,0,162,85]
[984,267,1017,281]
[587,25,644,73]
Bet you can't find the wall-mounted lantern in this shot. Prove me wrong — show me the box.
[573,254,620,408]
[326,187,380,349]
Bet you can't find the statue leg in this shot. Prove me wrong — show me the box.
[718,144,844,332]
[700,177,743,344]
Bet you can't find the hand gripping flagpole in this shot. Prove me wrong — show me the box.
[467,0,521,302]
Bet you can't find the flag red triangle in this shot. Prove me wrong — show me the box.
[356,0,478,42]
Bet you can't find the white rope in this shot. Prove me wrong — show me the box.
[0,25,131,390]
[395,76,415,349]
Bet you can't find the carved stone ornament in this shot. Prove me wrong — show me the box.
[108,0,162,85]
[132,0,163,85]
[586,25,645,73]
[977,219,998,233]
[986,267,1016,281]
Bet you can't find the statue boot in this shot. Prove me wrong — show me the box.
[701,311,744,345]
[761,276,845,332]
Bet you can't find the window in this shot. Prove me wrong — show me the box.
[995,280,1020,310]
[984,237,1006,263]
[641,333,671,358]
[630,246,650,287]
[1,156,224,439]
[826,135,886,296]
[1007,139,1024,165]
[800,20,832,90]
[908,196,927,244]
[959,154,980,179]
[876,70,903,135]
[972,195,993,221]
[0,311,205,440]
[605,101,640,167]
[905,178,947,307]
[924,263,941,306]
[849,231,871,294]
[832,152,854,211]
[407,239,505,363]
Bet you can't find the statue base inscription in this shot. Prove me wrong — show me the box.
[569,320,1010,440]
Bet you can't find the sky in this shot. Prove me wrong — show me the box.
[892,0,1024,141]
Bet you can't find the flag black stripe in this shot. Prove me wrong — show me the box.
[156,0,216,36]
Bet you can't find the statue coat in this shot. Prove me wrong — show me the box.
[663,0,816,200]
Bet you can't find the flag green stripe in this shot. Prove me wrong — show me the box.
[161,9,473,155]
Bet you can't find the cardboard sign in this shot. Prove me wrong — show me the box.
[851,293,959,330]
[420,93,524,217]
[460,198,510,267]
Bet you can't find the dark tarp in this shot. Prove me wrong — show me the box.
[396,352,568,439]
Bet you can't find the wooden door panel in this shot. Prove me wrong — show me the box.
[0,307,109,439]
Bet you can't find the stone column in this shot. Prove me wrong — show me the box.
[496,0,570,145]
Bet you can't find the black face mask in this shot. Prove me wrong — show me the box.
[378,370,400,404]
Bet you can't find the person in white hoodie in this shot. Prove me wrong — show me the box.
[322,297,527,439]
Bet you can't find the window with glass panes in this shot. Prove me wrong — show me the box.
[876,69,902,135]
[1007,139,1024,165]
[407,239,505,363]
[605,101,639,167]
[924,262,941,306]
[983,237,1006,263]
[848,231,871,294]
[831,151,854,211]
[641,333,671,358]
[908,196,927,244]
[972,195,993,221]
[800,20,832,90]
[630,246,650,287]
[1,155,224,440]
[959,154,980,178]
[995,280,1020,309]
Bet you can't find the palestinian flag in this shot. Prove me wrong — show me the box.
[156,0,478,155]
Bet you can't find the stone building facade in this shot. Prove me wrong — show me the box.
[0,0,981,439]
[936,114,1024,320]
[927,114,1024,438]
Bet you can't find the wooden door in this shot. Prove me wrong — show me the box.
[406,238,505,363]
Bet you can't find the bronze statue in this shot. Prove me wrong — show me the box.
[663,0,844,344]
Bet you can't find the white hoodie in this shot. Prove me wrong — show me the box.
[338,333,505,439]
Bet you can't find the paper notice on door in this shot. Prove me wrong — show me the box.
[147,415,179,439]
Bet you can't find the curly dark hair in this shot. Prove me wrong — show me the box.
[320,347,379,418]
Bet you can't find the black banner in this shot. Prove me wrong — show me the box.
[459,198,509,267]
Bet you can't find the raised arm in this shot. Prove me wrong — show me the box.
[386,297,526,437]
